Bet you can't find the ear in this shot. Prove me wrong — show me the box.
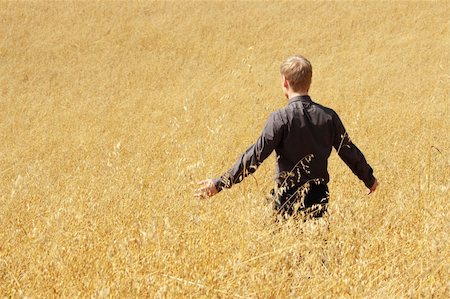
[283,76,290,89]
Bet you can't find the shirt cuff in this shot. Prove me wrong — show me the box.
[213,177,224,193]
[364,174,376,189]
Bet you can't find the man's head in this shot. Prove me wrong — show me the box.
[280,55,312,96]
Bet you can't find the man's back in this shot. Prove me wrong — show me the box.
[274,95,336,188]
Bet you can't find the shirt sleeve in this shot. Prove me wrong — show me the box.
[332,112,376,189]
[214,112,284,192]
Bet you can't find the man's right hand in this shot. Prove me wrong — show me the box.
[368,179,379,194]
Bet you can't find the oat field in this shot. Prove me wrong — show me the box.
[0,1,449,298]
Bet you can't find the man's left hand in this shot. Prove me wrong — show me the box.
[194,179,218,199]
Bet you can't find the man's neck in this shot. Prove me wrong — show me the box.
[287,91,309,100]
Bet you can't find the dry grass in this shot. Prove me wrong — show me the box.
[0,1,449,298]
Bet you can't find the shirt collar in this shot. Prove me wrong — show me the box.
[288,95,312,105]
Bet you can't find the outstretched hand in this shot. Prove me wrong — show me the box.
[194,179,218,199]
[368,179,379,195]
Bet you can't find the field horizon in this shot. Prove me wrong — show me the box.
[0,1,449,297]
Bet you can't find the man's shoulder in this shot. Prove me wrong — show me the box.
[311,101,338,116]
[270,106,290,123]
[269,99,341,125]
[279,99,339,118]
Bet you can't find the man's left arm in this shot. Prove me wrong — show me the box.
[195,112,284,199]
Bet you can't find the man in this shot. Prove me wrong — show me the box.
[195,55,378,218]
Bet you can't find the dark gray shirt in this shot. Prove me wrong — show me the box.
[214,95,375,192]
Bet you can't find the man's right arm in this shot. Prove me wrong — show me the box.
[332,112,376,190]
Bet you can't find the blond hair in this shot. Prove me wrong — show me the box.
[280,55,312,92]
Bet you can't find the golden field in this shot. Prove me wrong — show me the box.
[0,1,449,297]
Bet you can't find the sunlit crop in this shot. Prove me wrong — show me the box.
[0,1,448,297]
